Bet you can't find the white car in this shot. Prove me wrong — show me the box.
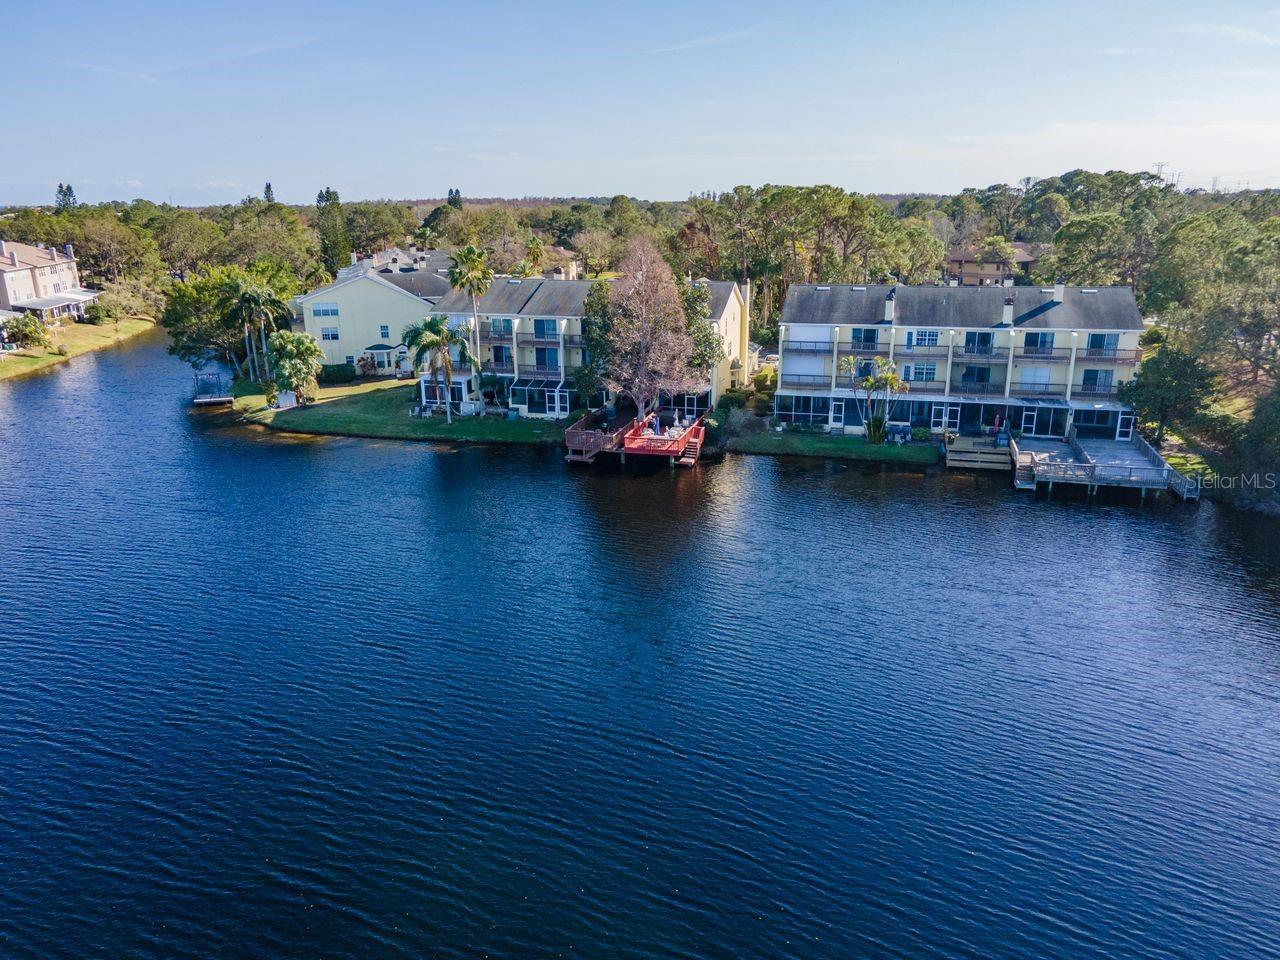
[763,353,780,365]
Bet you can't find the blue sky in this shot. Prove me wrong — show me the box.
[6,0,1280,205]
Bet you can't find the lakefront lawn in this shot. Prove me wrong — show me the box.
[727,429,941,465]
[0,318,156,381]
[236,380,566,445]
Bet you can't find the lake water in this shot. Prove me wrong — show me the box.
[3,330,1280,960]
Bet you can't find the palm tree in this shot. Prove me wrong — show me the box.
[217,278,292,382]
[404,316,477,424]
[448,243,494,360]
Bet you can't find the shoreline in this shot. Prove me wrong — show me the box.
[0,318,157,382]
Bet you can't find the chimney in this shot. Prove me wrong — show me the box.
[1002,276,1014,288]
[884,287,896,324]
[948,277,959,287]
[9,251,18,267]
[63,243,74,259]
[49,245,58,261]
[1002,295,1015,326]
[0,240,6,256]
[1053,278,1065,303]
[350,252,359,266]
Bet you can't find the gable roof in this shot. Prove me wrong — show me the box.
[297,270,431,307]
[699,280,739,320]
[432,277,599,317]
[947,241,1049,265]
[0,240,74,272]
[780,284,1144,331]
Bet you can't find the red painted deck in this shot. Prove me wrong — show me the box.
[565,412,706,466]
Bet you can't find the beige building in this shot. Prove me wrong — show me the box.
[775,282,1145,441]
[430,277,750,419]
[945,242,1048,286]
[296,272,437,377]
[0,240,100,320]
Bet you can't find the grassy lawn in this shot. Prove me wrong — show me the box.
[237,379,566,445]
[0,317,155,381]
[727,430,940,465]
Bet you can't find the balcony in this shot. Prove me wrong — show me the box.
[478,325,514,344]
[517,331,560,347]
[780,373,832,391]
[1009,381,1069,397]
[900,379,947,393]
[955,346,1010,363]
[837,340,891,357]
[1014,346,1072,363]
[951,379,1007,396]
[525,364,563,377]
[563,333,584,348]
[894,344,950,360]
[782,338,834,353]
[481,361,515,375]
[1073,383,1121,400]
[1080,347,1142,364]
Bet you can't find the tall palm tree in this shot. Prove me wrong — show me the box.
[218,278,292,381]
[404,316,477,424]
[448,244,494,361]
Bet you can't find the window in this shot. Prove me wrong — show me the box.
[379,324,390,340]
[1081,369,1114,391]
[491,317,513,334]
[535,346,559,369]
[312,302,339,317]
[774,394,831,424]
[321,326,340,341]
[1024,332,1055,354]
[960,365,991,383]
[493,345,512,365]
[851,328,879,349]
[345,355,355,365]
[1086,333,1119,357]
[963,332,993,355]
[904,363,936,382]
[907,330,939,348]
[534,318,558,339]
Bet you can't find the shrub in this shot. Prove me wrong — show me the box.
[912,427,931,442]
[318,363,358,385]
[263,380,279,407]
[356,355,379,377]
[702,413,723,445]
[718,389,749,410]
[1190,409,1244,450]
[751,394,772,416]
[726,407,763,436]
[752,368,777,391]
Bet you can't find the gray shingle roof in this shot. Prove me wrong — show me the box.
[432,278,599,317]
[700,280,738,320]
[380,268,453,300]
[779,284,1143,331]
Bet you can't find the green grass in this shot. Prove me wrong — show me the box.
[0,317,155,381]
[727,430,940,465]
[237,379,566,445]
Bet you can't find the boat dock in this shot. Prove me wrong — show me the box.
[566,411,706,467]
[1009,430,1199,500]
[192,372,234,407]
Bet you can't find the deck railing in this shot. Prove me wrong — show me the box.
[837,341,891,356]
[481,361,515,375]
[622,414,706,456]
[478,325,514,343]
[951,380,1006,395]
[895,344,950,359]
[956,346,1010,362]
[780,373,832,390]
[1009,382,1069,396]
[1014,346,1072,362]
[782,339,834,353]
[517,331,560,346]
[1073,383,1121,399]
[565,414,628,456]
[1081,347,1142,364]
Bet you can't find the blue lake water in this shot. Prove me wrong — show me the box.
[2,330,1280,959]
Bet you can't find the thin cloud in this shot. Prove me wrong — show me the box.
[62,59,159,83]
[1168,22,1279,46]
[650,24,773,54]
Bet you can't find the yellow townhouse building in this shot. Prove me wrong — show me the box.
[775,281,1146,441]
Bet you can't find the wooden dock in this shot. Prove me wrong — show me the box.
[565,411,706,467]
[946,437,1012,471]
[1009,430,1199,500]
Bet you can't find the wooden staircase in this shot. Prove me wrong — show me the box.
[676,430,704,467]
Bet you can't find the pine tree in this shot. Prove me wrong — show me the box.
[263,182,275,203]
[447,188,463,210]
[54,183,77,212]
[314,187,351,275]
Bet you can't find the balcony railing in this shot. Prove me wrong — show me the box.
[951,380,1007,395]
[837,341,891,356]
[1073,383,1121,399]
[524,364,563,377]
[517,331,560,346]
[894,344,950,359]
[782,339,834,353]
[478,325,514,343]
[1081,348,1142,364]
[780,373,832,390]
[1010,382,1069,396]
[956,346,1010,363]
[1014,346,1072,362]
[900,379,947,393]
[481,361,515,375]
[563,333,584,348]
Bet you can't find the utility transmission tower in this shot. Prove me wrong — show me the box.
[1153,161,1168,181]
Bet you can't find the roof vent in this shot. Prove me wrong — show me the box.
[507,278,521,284]
[1081,288,1098,295]
[1040,288,1055,293]
[851,286,866,291]
[815,285,831,291]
